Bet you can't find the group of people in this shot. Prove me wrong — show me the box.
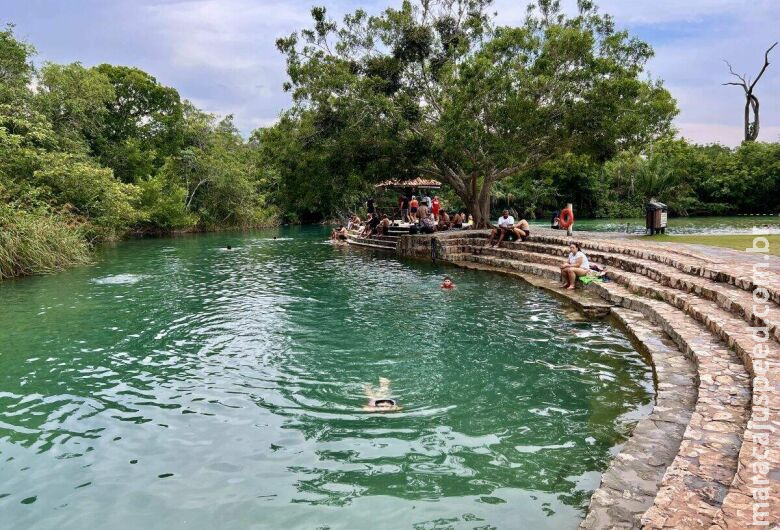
[330,212,392,241]
[399,193,438,223]
[330,194,474,241]
[486,210,531,246]
[485,211,594,290]
[398,193,472,233]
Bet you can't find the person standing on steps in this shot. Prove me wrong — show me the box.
[409,196,419,223]
[400,194,410,222]
[431,196,441,222]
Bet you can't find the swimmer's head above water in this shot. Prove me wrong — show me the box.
[370,398,396,407]
[363,398,400,412]
[363,378,401,412]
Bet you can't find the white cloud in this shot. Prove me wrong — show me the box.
[10,0,778,142]
[491,0,780,146]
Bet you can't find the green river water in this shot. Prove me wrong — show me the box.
[0,227,653,529]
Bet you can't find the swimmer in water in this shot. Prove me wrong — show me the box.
[363,377,400,412]
[441,276,455,289]
[226,245,232,250]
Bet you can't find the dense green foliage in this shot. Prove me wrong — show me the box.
[2,1,780,278]
[266,0,779,222]
[0,24,277,279]
[494,139,780,218]
[270,0,678,225]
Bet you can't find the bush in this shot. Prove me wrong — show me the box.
[33,154,140,240]
[137,173,196,231]
[0,201,91,279]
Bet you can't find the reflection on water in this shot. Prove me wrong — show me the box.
[0,227,653,529]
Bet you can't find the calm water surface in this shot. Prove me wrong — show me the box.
[0,227,653,529]
[530,215,780,234]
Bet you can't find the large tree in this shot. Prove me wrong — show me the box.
[90,64,183,183]
[277,0,677,226]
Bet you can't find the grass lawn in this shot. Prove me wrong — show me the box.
[635,234,780,257]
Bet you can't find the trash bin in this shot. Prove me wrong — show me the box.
[646,200,668,235]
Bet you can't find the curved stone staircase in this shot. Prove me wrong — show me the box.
[428,230,779,529]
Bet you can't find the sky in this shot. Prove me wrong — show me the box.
[3,0,779,146]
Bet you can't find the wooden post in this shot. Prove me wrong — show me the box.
[566,203,573,237]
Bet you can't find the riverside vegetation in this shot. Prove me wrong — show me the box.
[2,0,780,279]
[0,25,278,279]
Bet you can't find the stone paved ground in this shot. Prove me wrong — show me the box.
[396,227,779,529]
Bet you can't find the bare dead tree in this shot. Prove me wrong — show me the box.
[723,42,778,142]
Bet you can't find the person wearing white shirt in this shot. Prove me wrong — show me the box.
[487,210,515,246]
[560,242,591,290]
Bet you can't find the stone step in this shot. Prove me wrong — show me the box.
[441,231,779,528]
[581,273,778,528]
[448,255,613,318]
[593,282,751,530]
[581,308,697,530]
[468,241,780,342]
[526,233,780,305]
[345,236,397,250]
[464,253,751,528]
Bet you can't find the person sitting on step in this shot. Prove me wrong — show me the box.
[331,224,348,241]
[487,210,515,247]
[512,219,531,241]
[560,242,590,290]
[420,209,436,234]
[377,214,391,236]
[362,213,381,238]
[450,211,463,229]
[437,210,450,231]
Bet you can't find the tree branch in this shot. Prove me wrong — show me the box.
[749,41,778,92]
[722,60,747,91]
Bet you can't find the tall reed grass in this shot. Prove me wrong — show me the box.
[0,204,91,280]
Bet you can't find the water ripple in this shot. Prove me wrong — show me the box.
[0,227,652,529]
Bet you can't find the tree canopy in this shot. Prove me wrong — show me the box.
[0,24,278,278]
[275,0,678,225]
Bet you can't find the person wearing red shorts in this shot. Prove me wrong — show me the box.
[431,196,441,221]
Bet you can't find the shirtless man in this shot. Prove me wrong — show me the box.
[377,214,391,236]
[331,225,348,241]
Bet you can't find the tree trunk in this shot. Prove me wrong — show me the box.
[464,194,492,228]
[748,95,759,141]
[431,166,508,228]
[459,173,493,228]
